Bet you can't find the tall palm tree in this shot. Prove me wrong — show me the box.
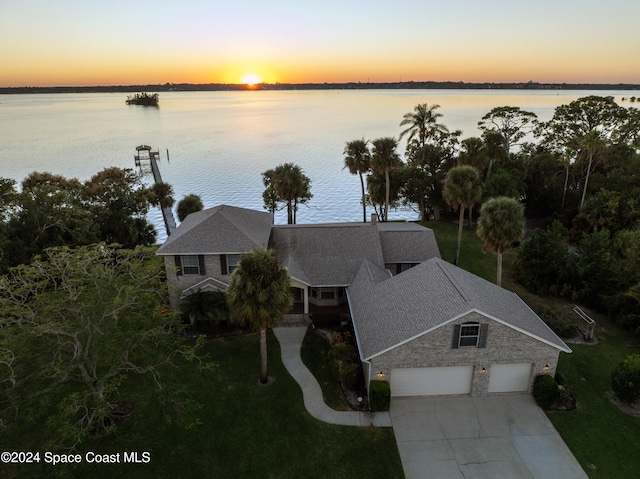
[343,139,371,223]
[476,197,525,287]
[579,130,603,209]
[370,137,402,222]
[443,166,483,266]
[399,103,449,162]
[262,163,312,224]
[225,249,293,384]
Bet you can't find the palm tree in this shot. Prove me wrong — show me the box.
[176,194,204,222]
[262,163,312,224]
[181,291,230,328]
[399,103,449,162]
[443,166,483,266]
[579,130,603,209]
[343,139,371,222]
[476,197,525,287]
[225,249,293,384]
[370,137,402,221]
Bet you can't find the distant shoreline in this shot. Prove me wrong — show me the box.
[1,81,639,94]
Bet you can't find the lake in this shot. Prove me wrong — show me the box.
[0,89,634,241]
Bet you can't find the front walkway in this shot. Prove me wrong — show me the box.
[273,326,391,427]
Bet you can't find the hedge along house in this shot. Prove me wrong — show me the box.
[348,257,571,397]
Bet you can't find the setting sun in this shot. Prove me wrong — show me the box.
[241,74,262,85]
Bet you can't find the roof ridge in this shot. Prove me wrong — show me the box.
[434,258,470,302]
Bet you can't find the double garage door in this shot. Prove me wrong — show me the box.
[390,363,532,397]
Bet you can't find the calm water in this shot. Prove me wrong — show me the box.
[0,89,634,242]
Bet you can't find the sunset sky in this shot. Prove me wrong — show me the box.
[1,0,639,87]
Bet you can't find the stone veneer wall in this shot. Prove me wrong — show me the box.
[164,255,226,309]
[369,311,561,396]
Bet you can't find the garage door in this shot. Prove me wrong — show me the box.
[488,363,532,393]
[390,366,473,397]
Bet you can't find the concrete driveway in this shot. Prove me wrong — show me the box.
[390,395,587,479]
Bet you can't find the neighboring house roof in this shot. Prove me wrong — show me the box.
[377,222,441,264]
[349,257,571,360]
[271,222,386,286]
[156,205,273,255]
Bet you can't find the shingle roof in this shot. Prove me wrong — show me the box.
[349,257,571,360]
[156,205,273,255]
[271,223,385,286]
[376,222,441,263]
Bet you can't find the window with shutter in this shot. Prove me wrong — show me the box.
[454,322,485,347]
[182,255,200,274]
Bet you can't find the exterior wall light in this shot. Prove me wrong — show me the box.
[480,367,486,373]
[543,364,550,371]
[377,371,385,378]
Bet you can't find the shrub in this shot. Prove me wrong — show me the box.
[327,331,359,388]
[311,313,342,328]
[533,374,559,408]
[537,307,576,338]
[554,371,568,387]
[369,380,390,411]
[611,354,640,404]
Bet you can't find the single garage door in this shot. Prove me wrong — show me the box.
[390,366,473,397]
[488,363,532,393]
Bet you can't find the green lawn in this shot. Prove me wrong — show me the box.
[3,219,638,479]
[1,333,402,479]
[426,219,640,479]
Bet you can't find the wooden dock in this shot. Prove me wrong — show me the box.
[135,145,177,236]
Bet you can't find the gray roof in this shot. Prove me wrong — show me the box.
[349,257,571,360]
[271,222,385,286]
[156,205,273,255]
[376,222,441,263]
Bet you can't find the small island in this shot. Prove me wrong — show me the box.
[126,92,159,106]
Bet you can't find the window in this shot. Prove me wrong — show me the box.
[182,255,200,275]
[459,323,480,347]
[452,322,488,348]
[398,263,417,274]
[320,290,335,300]
[221,254,242,275]
[227,254,241,274]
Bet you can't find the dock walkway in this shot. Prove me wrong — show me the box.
[134,145,177,236]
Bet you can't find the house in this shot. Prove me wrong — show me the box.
[157,204,570,397]
[156,205,439,313]
[347,258,571,397]
[155,205,273,308]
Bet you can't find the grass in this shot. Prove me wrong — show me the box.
[0,332,403,479]
[301,329,350,410]
[426,218,640,479]
[4,219,638,478]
